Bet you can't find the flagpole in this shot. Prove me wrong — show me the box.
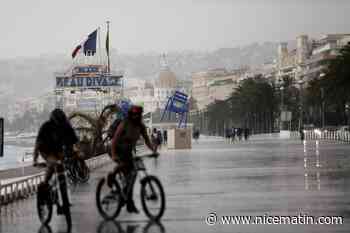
[106,21,110,73]
[98,27,102,66]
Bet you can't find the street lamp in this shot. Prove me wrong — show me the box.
[345,104,350,127]
[280,85,285,111]
[321,87,325,128]
[280,85,285,131]
[319,73,326,128]
[298,79,305,131]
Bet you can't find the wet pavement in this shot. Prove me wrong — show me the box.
[1,136,350,233]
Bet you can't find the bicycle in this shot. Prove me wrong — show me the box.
[62,146,90,184]
[35,162,72,231]
[96,151,166,221]
[64,155,90,184]
[97,220,165,233]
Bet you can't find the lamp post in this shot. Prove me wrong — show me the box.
[319,73,325,128]
[280,85,284,131]
[298,79,305,131]
[345,104,350,127]
[321,87,325,128]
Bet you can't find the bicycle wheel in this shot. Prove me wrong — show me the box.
[38,224,53,233]
[140,176,166,221]
[96,177,123,220]
[97,220,122,233]
[37,190,53,225]
[76,159,90,183]
[143,221,166,233]
[65,163,78,184]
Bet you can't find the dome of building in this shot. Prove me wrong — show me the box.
[156,67,177,88]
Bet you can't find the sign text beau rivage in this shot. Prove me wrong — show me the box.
[56,76,121,88]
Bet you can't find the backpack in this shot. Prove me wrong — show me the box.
[107,118,123,139]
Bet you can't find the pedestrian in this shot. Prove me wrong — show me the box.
[151,128,158,146]
[157,130,163,148]
[163,129,167,145]
[300,128,305,141]
[230,126,236,144]
[193,128,200,142]
[225,127,231,143]
[244,128,250,141]
[238,128,243,141]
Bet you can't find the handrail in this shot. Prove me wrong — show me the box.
[0,144,144,207]
[290,130,350,143]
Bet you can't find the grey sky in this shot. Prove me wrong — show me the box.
[1,0,349,59]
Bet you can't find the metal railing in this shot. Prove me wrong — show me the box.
[0,153,111,207]
[290,130,350,143]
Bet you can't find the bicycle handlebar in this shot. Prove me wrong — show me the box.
[33,162,47,168]
[135,152,160,160]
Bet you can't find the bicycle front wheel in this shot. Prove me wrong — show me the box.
[140,175,166,221]
[76,159,90,183]
[96,177,123,220]
[66,163,78,184]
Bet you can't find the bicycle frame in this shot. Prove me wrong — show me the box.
[48,163,70,211]
[115,153,157,203]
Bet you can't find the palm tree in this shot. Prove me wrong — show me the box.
[227,75,278,134]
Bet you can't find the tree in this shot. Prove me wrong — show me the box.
[305,43,350,126]
[227,75,278,134]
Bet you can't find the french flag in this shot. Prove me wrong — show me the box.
[72,44,82,58]
[71,29,97,59]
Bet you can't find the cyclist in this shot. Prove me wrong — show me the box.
[33,108,79,189]
[110,105,157,214]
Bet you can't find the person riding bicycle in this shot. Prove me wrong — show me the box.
[33,108,79,188]
[110,105,157,214]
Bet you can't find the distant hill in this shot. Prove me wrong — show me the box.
[113,42,279,80]
[0,42,281,101]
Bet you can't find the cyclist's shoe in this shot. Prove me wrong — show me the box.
[126,200,139,214]
[57,205,64,215]
[107,172,114,188]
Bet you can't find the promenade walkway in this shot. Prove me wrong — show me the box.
[1,136,349,233]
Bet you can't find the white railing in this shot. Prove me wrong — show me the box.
[290,130,350,143]
[0,173,44,205]
[0,153,111,207]
[0,144,147,207]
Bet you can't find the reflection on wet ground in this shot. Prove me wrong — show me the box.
[1,137,350,233]
[36,220,166,233]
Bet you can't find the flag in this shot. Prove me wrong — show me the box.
[83,30,97,56]
[106,27,109,54]
[72,44,82,58]
[71,29,98,59]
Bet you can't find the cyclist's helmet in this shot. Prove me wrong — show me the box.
[127,105,142,123]
[128,105,143,116]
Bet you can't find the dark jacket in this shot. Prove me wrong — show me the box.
[35,120,78,155]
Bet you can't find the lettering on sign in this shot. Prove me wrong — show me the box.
[56,76,121,88]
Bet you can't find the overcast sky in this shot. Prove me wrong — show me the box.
[1,0,349,59]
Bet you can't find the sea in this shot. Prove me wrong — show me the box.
[0,136,35,170]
